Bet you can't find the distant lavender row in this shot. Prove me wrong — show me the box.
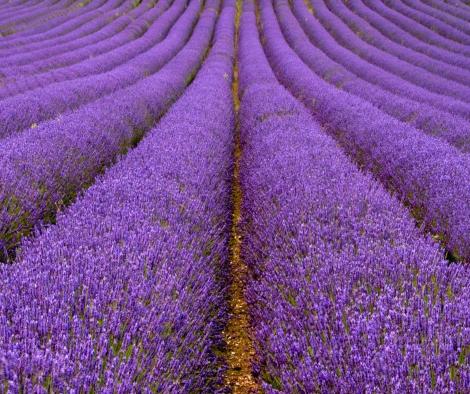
[422,0,470,22]
[0,0,69,26]
[279,0,470,151]
[0,0,76,37]
[0,0,120,54]
[384,0,470,45]
[0,2,235,390]
[261,0,470,261]
[401,0,470,34]
[240,3,470,392]
[0,0,190,139]
[322,0,470,88]
[0,0,157,77]
[0,0,136,70]
[303,0,470,105]
[344,0,470,71]
[0,0,217,261]
[0,0,179,100]
[290,1,470,119]
[0,0,109,49]
[360,0,470,57]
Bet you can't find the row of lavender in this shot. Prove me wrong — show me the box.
[0,0,236,390]
[239,0,470,391]
[0,0,190,137]
[0,0,469,391]
[0,0,213,261]
[272,0,470,262]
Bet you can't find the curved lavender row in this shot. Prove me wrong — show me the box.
[421,0,470,22]
[344,0,470,71]
[0,0,217,262]
[0,0,76,36]
[277,0,470,152]
[0,0,189,138]
[402,0,470,34]
[384,0,470,44]
[0,0,110,46]
[0,1,156,75]
[0,0,181,100]
[0,0,137,69]
[323,0,470,88]
[0,0,120,55]
[291,0,470,119]
[360,0,470,57]
[0,2,235,390]
[0,0,47,20]
[0,0,112,49]
[240,4,470,392]
[0,0,64,25]
[305,0,470,105]
[261,0,470,261]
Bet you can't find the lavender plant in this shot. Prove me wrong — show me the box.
[0,0,218,261]
[239,2,470,391]
[0,2,235,390]
[259,0,470,261]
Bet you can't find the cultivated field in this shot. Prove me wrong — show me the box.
[0,0,469,392]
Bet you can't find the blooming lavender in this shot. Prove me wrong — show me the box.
[239,2,470,391]
[360,0,470,56]
[259,0,470,262]
[344,0,470,71]
[0,0,218,261]
[0,0,110,48]
[0,0,82,37]
[321,0,470,88]
[383,0,470,45]
[0,0,178,99]
[400,0,470,35]
[0,0,192,138]
[0,0,139,72]
[278,0,470,151]
[301,0,470,105]
[0,2,236,390]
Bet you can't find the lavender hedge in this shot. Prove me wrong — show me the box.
[345,0,470,71]
[0,0,137,71]
[0,0,109,49]
[360,0,470,56]
[0,0,78,37]
[383,0,470,45]
[0,0,219,261]
[421,0,470,22]
[322,0,470,88]
[279,0,470,152]
[260,0,470,261]
[0,0,193,139]
[401,0,470,35]
[239,2,470,391]
[0,0,179,99]
[0,2,235,390]
[302,0,470,105]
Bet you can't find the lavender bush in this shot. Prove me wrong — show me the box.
[301,0,470,105]
[0,0,177,98]
[239,2,470,391]
[259,0,470,261]
[277,0,470,151]
[0,0,193,139]
[0,0,139,71]
[344,0,470,71]
[0,0,218,261]
[0,2,235,390]
[322,0,470,88]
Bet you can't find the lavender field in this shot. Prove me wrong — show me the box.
[0,0,469,392]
